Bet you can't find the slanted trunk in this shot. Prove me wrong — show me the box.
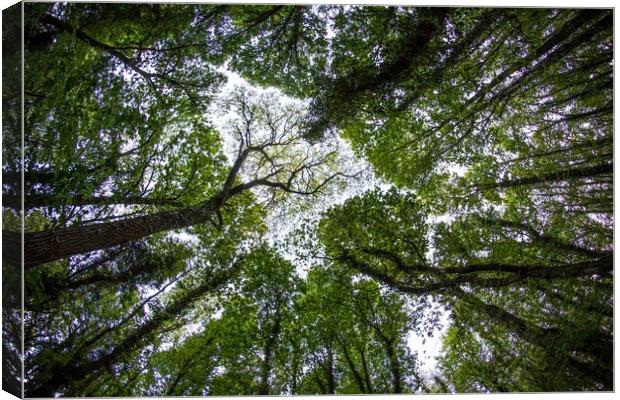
[11,196,221,269]
[486,162,612,190]
[478,217,609,258]
[337,336,367,393]
[384,339,402,393]
[11,147,258,268]
[451,287,612,378]
[469,10,609,107]
[452,287,560,347]
[372,328,401,394]
[258,308,282,395]
[359,344,373,393]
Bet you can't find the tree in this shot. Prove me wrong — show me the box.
[26,248,248,397]
[293,267,425,394]
[5,87,349,269]
[23,178,266,396]
[318,189,612,390]
[7,3,614,395]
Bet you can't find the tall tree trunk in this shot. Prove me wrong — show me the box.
[337,336,367,393]
[396,9,503,111]
[10,147,261,269]
[501,136,612,167]
[310,8,448,137]
[469,10,610,107]
[258,308,282,395]
[490,16,612,107]
[359,344,373,393]
[451,287,559,347]
[10,196,221,269]
[451,287,612,381]
[451,286,612,367]
[289,353,300,395]
[478,217,608,258]
[367,316,402,394]
[380,337,401,393]
[485,162,612,190]
[324,346,336,394]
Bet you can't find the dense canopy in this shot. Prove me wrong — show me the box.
[2,3,613,396]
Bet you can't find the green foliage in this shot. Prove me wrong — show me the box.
[319,188,429,266]
[15,3,613,396]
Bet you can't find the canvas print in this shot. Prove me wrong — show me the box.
[1,2,613,397]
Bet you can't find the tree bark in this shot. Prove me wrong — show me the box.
[384,339,402,393]
[258,308,282,395]
[487,162,612,190]
[13,145,279,268]
[337,336,367,393]
[11,195,221,269]
[19,206,196,268]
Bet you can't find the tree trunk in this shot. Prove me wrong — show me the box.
[12,196,220,269]
[396,9,503,112]
[324,347,336,394]
[258,309,282,395]
[487,162,612,190]
[383,339,402,393]
[11,148,257,269]
[469,10,609,107]
[451,287,612,378]
[2,169,55,186]
[359,344,373,393]
[337,336,367,393]
[451,287,560,348]
[478,217,608,258]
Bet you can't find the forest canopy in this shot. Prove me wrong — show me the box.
[1,3,613,396]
